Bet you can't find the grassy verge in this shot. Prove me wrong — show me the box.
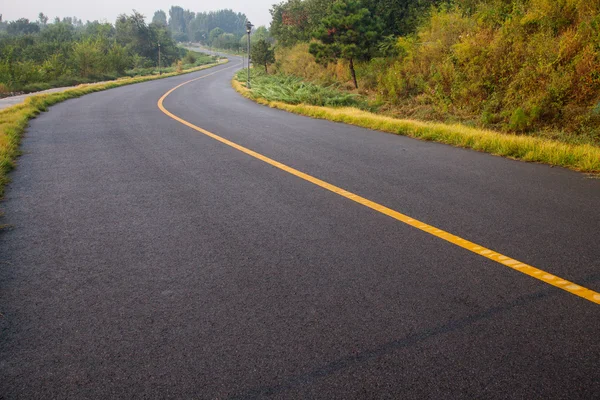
[232,70,600,174]
[124,51,220,77]
[0,59,227,199]
[237,69,365,108]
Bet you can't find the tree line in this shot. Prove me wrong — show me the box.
[0,11,182,93]
[152,7,250,51]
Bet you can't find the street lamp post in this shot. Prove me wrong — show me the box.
[158,43,161,75]
[246,20,253,88]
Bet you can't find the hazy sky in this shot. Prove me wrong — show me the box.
[2,0,275,28]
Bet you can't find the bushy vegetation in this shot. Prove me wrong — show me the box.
[0,12,190,94]
[235,69,362,107]
[269,0,600,146]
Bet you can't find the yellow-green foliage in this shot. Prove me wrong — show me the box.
[275,1,600,144]
[377,0,600,141]
[275,43,351,86]
[0,60,225,198]
[233,74,600,173]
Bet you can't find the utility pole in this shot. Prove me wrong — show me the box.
[246,21,253,88]
[158,43,161,75]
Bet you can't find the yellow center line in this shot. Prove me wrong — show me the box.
[157,65,600,305]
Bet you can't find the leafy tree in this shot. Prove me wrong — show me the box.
[187,9,247,44]
[363,0,442,36]
[85,21,114,39]
[168,6,186,34]
[72,38,102,77]
[251,39,275,73]
[309,0,384,88]
[116,11,179,66]
[251,26,272,45]
[152,10,167,26]
[193,29,208,43]
[208,27,225,45]
[40,21,75,44]
[7,18,40,35]
[270,0,334,46]
[172,31,188,42]
[167,6,195,41]
[38,13,49,26]
[270,0,309,47]
[104,43,129,74]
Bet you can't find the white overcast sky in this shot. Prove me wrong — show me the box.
[2,1,274,27]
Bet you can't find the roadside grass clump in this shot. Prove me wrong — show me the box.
[233,72,600,174]
[235,69,364,108]
[0,59,226,199]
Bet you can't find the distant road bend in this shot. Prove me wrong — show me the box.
[1,56,599,398]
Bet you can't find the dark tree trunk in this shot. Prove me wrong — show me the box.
[349,57,358,89]
[265,63,268,73]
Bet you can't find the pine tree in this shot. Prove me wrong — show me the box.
[309,0,383,89]
[251,39,275,73]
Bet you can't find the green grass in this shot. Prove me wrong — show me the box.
[235,69,365,108]
[0,59,226,199]
[125,52,218,77]
[233,70,600,174]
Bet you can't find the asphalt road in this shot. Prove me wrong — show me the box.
[0,57,599,399]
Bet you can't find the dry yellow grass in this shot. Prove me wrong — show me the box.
[232,78,600,174]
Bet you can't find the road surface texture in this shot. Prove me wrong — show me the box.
[1,58,599,399]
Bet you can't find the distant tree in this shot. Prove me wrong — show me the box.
[152,10,167,26]
[38,13,49,26]
[84,21,114,39]
[193,29,207,43]
[208,27,224,46]
[309,0,383,88]
[251,39,275,73]
[187,9,247,44]
[251,26,272,45]
[7,18,40,35]
[168,6,186,34]
[172,31,188,42]
[41,20,75,43]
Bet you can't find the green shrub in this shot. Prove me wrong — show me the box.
[183,52,197,65]
[509,108,529,132]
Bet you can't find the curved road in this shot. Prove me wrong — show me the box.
[1,58,599,398]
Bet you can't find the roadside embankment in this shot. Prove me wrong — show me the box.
[232,70,600,174]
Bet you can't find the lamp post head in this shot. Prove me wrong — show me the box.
[246,21,253,34]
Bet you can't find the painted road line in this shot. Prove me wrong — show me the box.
[157,69,600,305]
